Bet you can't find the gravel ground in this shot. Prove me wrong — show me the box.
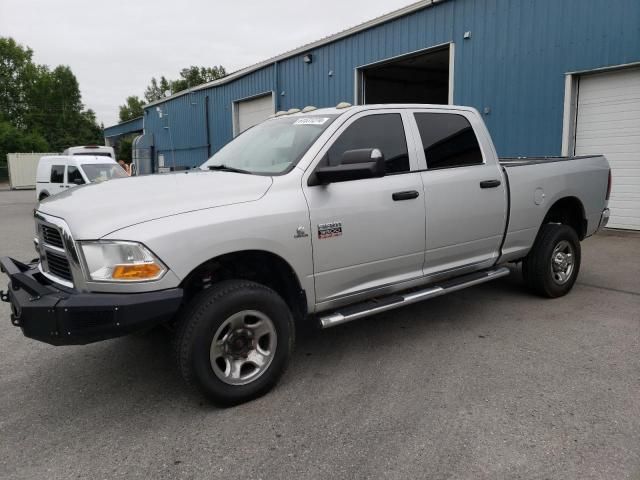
[0,189,638,480]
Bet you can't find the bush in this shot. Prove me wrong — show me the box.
[0,120,50,180]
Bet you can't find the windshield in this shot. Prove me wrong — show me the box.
[81,163,128,183]
[200,115,338,175]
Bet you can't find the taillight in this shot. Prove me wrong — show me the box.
[606,169,612,201]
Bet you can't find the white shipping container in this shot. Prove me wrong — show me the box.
[7,153,58,189]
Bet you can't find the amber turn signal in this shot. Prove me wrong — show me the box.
[112,263,162,280]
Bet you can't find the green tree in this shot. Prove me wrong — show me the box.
[140,65,227,105]
[171,65,226,93]
[0,37,38,126]
[0,36,104,174]
[25,64,102,150]
[116,134,135,162]
[144,76,172,103]
[118,95,145,122]
[0,119,50,180]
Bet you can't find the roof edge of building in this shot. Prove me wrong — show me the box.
[103,115,144,134]
[142,0,445,110]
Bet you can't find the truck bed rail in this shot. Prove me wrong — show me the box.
[499,155,603,167]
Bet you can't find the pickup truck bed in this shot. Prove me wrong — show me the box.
[499,154,610,264]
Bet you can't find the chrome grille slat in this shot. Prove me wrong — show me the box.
[36,219,74,285]
[41,225,64,248]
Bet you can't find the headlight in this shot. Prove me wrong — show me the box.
[79,241,167,282]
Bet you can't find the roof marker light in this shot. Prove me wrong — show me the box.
[302,106,317,113]
[336,102,352,109]
[275,111,288,117]
[288,108,301,114]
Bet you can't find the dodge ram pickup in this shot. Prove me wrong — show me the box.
[1,104,611,405]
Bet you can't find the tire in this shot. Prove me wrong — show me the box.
[39,193,49,201]
[522,224,581,298]
[174,280,295,406]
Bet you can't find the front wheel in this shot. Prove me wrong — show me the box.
[522,224,581,298]
[174,280,294,406]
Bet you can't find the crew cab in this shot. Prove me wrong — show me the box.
[1,104,611,405]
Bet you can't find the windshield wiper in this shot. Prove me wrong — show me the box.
[208,164,252,174]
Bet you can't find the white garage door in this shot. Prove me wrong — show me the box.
[575,67,640,230]
[236,94,274,135]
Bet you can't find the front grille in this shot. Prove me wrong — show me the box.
[36,219,75,286]
[41,225,64,248]
[45,251,73,281]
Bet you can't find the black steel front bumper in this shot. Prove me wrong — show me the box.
[0,256,183,346]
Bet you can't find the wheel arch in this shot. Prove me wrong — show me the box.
[180,249,308,321]
[541,196,587,240]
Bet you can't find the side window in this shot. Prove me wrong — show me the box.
[50,165,65,183]
[325,113,410,174]
[67,166,85,184]
[414,113,483,169]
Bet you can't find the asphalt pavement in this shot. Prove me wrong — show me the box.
[0,189,638,479]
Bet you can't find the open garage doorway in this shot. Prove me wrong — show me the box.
[356,44,452,105]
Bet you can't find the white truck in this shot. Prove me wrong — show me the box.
[1,104,611,405]
[35,155,128,201]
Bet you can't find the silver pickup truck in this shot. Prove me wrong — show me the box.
[1,104,611,405]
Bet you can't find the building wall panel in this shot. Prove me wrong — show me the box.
[124,0,640,165]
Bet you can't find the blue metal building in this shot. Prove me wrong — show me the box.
[104,0,640,210]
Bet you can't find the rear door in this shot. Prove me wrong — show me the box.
[302,110,426,305]
[409,110,507,277]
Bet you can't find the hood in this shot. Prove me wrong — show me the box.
[39,170,273,239]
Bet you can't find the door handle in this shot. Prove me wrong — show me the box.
[392,190,420,201]
[480,179,501,189]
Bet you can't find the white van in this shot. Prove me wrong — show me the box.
[36,155,128,201]
[62,145,116,159]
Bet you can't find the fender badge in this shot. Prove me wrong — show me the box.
[318,221,342,239]
[294,226,309,238]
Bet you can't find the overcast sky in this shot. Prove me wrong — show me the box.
[1,0,414,127]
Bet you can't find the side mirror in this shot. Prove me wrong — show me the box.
[314,148,385,185]
[73,178,84,185]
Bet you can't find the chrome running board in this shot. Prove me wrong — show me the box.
[318,266,511,329]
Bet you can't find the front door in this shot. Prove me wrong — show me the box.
[303,110,426,305]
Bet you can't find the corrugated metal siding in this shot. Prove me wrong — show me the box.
[145,91,210,168]
[103,117,143,138]
[127,0,640,163]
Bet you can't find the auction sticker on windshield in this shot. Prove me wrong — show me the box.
[293,117,330,125]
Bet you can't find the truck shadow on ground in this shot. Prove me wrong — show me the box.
[27,268,529,417]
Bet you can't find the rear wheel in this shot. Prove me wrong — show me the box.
[38,193,49,201]
[523,224,581,298]
[174,280,294,406]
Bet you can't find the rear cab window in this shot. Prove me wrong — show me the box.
[413,113,483,169]
[50,165,65,183]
